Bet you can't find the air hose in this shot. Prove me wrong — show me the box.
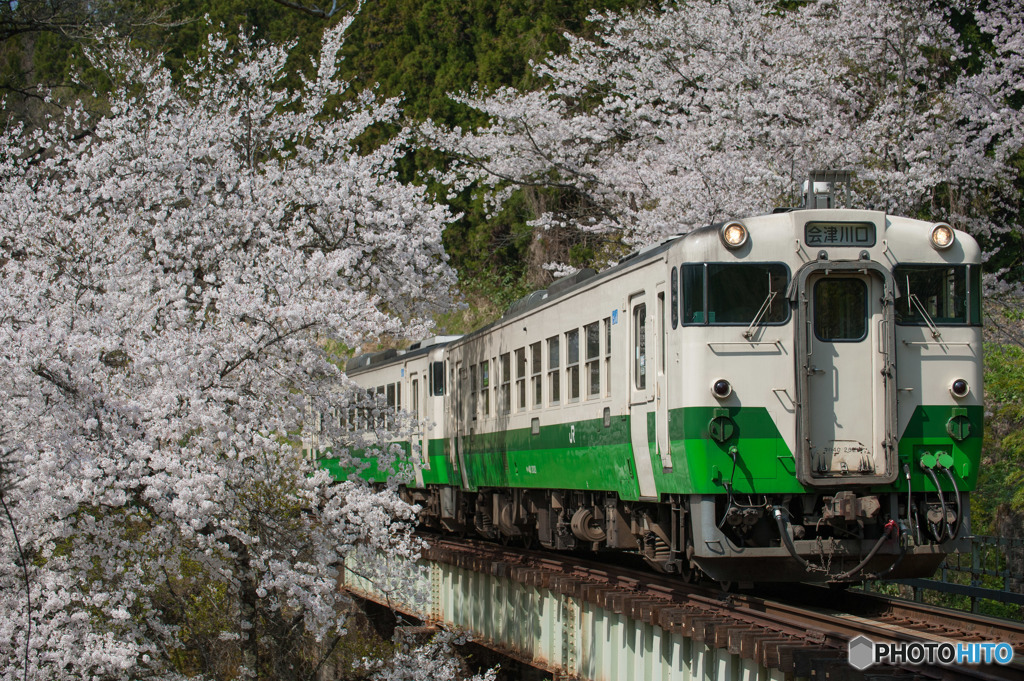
[832,521,898,582]
[772,507,811,571]
[773,507,898,581]
[941,464,963,541]
[922,464,950,542]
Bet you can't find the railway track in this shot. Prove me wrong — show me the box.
[420,533,1024,680]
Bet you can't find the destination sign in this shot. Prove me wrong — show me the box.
[804,221,876,247]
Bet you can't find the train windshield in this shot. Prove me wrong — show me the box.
[894,264,982,326]
[681,263,789,325]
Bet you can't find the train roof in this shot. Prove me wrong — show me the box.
[345,335,461,375]
[342,232,684,375]
[454,233,685,346]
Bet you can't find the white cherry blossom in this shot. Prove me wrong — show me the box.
[425,0,1020,261]
[0,19,454,681]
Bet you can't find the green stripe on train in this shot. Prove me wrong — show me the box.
[658,406,803,495]
[457,415,641,499]
[317,441,413,484]
[318,438,459,485]
[317,404,979,498]
[891,404,982,493]
[319,406,796,500]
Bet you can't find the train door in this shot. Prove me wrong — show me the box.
[409,372,427,483]
[628,291,659,499]
[452,359,471,489]
[795,263,897,486]
[655,287,671,468]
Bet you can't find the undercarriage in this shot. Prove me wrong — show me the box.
[403,486,969,584]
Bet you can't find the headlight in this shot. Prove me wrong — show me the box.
[931,223,955,250]
[712,379,732,398]
[720,221,748,249]
[950,379,969,398]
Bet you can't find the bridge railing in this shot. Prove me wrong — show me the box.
[863,535,1024,617]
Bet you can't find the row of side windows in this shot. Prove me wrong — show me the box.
[336,381,403,432]
[464,318,612,421]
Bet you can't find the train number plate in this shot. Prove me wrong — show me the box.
[804,221,875,247]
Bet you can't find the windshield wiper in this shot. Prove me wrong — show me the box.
[905,274,942,340]
[743,277,778,340]
[909,293,942,340]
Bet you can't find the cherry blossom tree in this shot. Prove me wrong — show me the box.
[956,0,1024,296]
[0,15,456,681]
[360,631,498,681]
[424,0,1021,265]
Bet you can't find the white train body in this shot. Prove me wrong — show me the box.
[331,205,983,583]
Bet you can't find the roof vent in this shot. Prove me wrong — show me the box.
[504,289,549,318]
[546,268,597,298]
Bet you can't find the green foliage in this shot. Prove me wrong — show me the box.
[985,342,1024,416]
[334,0,653,300]
[969,303,1024,551]
[980,341,1024,524]
[339,0,646,124]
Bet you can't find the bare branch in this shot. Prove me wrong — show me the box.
[269,0,350,20]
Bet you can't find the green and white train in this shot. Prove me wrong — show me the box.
[318,182,983,584]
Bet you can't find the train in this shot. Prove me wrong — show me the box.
[313,175,983,584]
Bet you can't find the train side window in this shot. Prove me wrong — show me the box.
[814,278,867,341]
[671,266,679,329]
[682,264,705,323]
[585,322,600,398]
[634,304,647,390]
[481,360,490,416]
[429,360,445,396]
[547,336,560,406]
[970,265,982,326]
[491,357,498,414]
[376,386,385,429]
[531,342,542,408]
[566,329,580,402]
[386,383,396,429]
[457,368,467,423]
[604,317,612,397]
[411,378,419,419]
[516,348,527,411]
[658,292,666,373]
[500,352,511,414]
[469,364,478,420]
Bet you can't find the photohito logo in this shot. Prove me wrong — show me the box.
[848,636,1015,670]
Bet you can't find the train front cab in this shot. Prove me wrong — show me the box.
[680,211,982,583]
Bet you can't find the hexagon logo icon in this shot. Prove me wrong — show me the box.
[848,635,875,670]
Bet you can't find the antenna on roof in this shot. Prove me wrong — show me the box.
[802,169,853,209]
